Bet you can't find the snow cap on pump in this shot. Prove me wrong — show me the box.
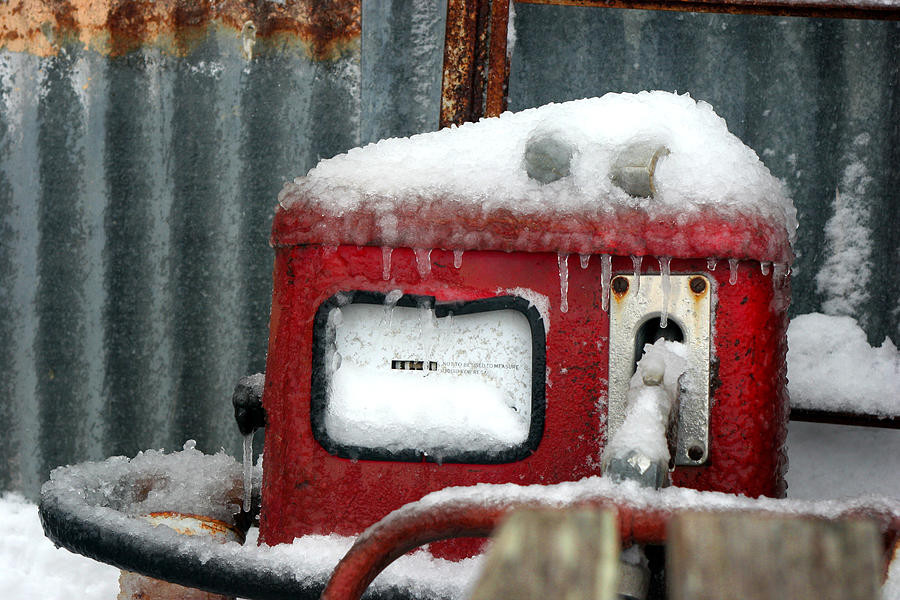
[275,91,796,265]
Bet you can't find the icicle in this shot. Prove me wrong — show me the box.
[557,253,569,313]
[760,261,771,276]
[600,254,612,311]
[728,258,739,285]
[382,289,402,325]
[381,247,393,281]
[414,248,432,278]
[242,433,253,512]
[658,256,671,328]
[772,263,786,290]
[579,253,591,269]
[631,255,642,294]
[384,289,403,306]
[453,249,464,269]
[707,257,718,271]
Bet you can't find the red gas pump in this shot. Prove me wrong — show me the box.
[258,91,795,552]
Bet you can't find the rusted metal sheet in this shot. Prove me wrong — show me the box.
[0,0,361,59]
[439,0,510,128]
[516,0,900,21]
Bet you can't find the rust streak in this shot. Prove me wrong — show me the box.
[470,0,492,121]
[440,0,511,128]
[440,0,480,129]
[0,0,361,59]
[484,0,510,118]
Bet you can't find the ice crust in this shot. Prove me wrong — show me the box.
[787,313,900,417]
[277,92,796,264]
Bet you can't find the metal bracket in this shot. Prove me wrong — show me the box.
[607,274,711,466]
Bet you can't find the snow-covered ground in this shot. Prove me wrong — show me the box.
[4,419,898,600]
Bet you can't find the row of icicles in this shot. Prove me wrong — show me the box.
[375,247,790,319]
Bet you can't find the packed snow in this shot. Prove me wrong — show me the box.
[788,313,900,417]
[275,92,796,265]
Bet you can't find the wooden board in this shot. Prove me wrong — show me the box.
[469,507,620,600]
[667,511,881,600]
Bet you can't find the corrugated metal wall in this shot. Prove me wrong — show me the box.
[0,1,897,498]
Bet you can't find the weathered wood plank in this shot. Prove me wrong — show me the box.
[668,511,881,600]
[469,507,620,600]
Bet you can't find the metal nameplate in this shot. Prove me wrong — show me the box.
[607,274,712,466]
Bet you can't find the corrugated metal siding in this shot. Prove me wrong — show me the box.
[0,2,447,498]
[0,2,897,499]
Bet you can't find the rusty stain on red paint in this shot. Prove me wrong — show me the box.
[0,0,361,59]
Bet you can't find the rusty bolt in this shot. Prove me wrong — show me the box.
[689,276,707,294]
[612,276,629,295]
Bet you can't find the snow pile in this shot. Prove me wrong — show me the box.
[603,339,688,466]
[276,91,796,264]
[324,300,533,456]
[788,313,900,417]
[0,491,120,600]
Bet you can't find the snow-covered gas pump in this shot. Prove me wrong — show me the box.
[257,92,794,555]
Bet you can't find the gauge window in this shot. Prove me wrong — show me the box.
[311,292,546,464]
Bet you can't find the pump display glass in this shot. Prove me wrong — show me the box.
[311,292,546,464]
